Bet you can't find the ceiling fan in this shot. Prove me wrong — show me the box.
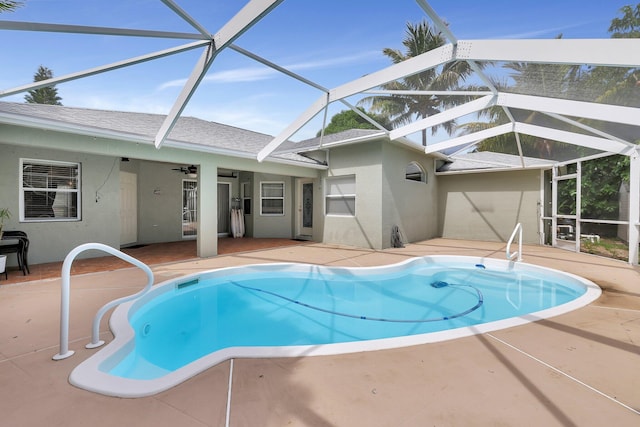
[171,165,198,175]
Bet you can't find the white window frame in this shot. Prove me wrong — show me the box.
[260,181,285,216]
[20,158,81,222]
[325,175,356,217]
[405,161,427,183]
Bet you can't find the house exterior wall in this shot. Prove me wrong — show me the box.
[321,143,383,249]
[136,160,192,244]
[1,122,321,264]
[250,172,295,238]
[0,142,120,265]
[381,143,437,246]
[320,140,438,250]
[437,169,541,244]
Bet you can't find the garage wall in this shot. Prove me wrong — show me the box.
[437,169,542,243]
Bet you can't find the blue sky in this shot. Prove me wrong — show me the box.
[0,0,633,140]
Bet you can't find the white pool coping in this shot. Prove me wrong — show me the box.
[69,255,602,398]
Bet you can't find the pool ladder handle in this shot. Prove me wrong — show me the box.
[506,223,523,262]
[52,243,154,361]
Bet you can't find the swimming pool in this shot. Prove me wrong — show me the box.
[70,255,601,397]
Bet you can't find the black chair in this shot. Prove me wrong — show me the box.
[0,231,30,275]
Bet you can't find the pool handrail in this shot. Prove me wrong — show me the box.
[53,243,154,361]
[506,223,523,262]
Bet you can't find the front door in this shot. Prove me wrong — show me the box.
[296,179,313,238]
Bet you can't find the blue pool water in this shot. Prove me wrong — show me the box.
[109,260,585,379]
[69,256,600,397]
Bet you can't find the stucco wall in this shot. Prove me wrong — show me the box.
[437,169,541,243]
[320,141,439,250]
[135,161,191,244]
[322,143,383,249]
[250,172,295,238]
[0,143,120,264]
[381,143,437,247]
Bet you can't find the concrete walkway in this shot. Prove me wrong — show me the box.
[1,239,638,426]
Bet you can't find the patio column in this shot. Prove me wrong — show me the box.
[629,148,639,266]
[197,162,218,258]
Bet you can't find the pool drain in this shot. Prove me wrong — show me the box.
[142,323,151,337]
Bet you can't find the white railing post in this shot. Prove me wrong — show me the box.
[53,243,154,360]
[506,223,523,262]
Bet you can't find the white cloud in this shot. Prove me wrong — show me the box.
[156,50,381,90]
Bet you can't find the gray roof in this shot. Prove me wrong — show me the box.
[276,129,387,154]
[0,102,321,166]
[437,151,554,173]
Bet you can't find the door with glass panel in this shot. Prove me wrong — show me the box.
[296,179,313,238]
[182,179,197,238]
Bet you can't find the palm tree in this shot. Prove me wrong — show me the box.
[358,20,478,146]
[461,36,585,160]
[0,1,22,13]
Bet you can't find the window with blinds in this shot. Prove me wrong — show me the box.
[260,182,284,215]
[21,159,81,221]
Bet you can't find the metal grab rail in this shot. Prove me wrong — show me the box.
[506,223,523,262]
[53,243,154,360]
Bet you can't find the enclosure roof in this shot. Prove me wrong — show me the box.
[0,1,638,167]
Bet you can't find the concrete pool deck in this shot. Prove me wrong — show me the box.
[1,239,638,426]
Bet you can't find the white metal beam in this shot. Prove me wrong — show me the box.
[339,98,390,132]
[497,93,640,127]
[154,44,216,148]
[424,123,513,154]
[160,0,211,39]
[457,39,640,67]
[0,40,210,98]
[257,95,329,161]
[390,94,496,140]
[329,43,455,101]
[230,44,329,92]
[513,122,632,154]
[155,0,284,149]
[542,111,633,145]
[213,0,284,50]
[415,0,458,43]
[501,107,526,167]
[229,45,393,141]
[0,20,205,39]
[414,2,499,94]
[363,89,493,96]
[257,44,455,160]
[425,121,634,156]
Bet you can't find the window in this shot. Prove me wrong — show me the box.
[325,175,355,216]
[260,182,284,215]
[405,161,427,183]
[21,159,80,221]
